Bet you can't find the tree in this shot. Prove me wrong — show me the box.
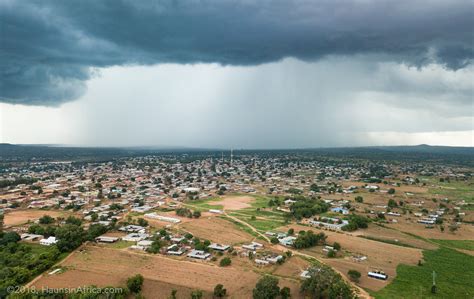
[355,196,363,203]
[147,240,162,254]
[348,270,361,282]
[287,228,294,235]
[220,257,232,267]
[65,216,82,226]
[388,199,397,208]
[270,237,279,244]
[55,224,85,252]
[253,276,280,299]
[327,249,336,258]
[137,218,148,227]
[388,188,396,194]
[301,267,354,299]
[169,289,177,299]
[280,287,291,299]
[191,290,203,299]
[86,224,108,241]
[127,274,144,294]
[39,215,54,224]
[213,284,227,298]
[333,242,341,251]
[193,210,202,218]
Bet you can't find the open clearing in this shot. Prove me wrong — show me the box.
[32,244,304,298]
[359,225,438,250]
[286,224,423,291]
[179,216,256,244]
[212,195,255,210]
[3,209,69,227]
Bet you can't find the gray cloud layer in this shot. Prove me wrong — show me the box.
[1,0,473,106]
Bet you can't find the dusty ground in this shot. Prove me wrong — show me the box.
[3,209,70,227]
[213,195,254,210]
[179,217,255,244]
[359,225,438,250]
[286,224,423,291]
[32,244,304,298]
[389,220,474,240]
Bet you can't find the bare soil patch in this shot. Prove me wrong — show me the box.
[180,217,255,244]
[286,224,423,291]
[213,195,254,210]
[32,245,260,298]
[3,209,69,227]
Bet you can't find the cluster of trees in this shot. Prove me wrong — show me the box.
[175,207,201,218]
[0,177,37,188]
[342,215,370,232]
[253,276,291,299]
[300,267,355,298]
[290,198,329,219]
[293,230,327,249]
[0,232,61,297]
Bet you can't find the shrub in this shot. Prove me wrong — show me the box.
[127,274,144,294]
[348,269,361,282]
[214,284,227,298]
[220,257,232,267]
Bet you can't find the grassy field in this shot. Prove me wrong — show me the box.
[373,247,474,298]
[424,177,474,203]
[430,239,474,251]
[227,195,288,232]
[183,197,224,211]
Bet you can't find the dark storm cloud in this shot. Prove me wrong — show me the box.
[1,0,473,106]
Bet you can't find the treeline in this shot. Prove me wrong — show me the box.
[0,232,61,297]
[289,197,329,219]
[0,177,38,188]
[341,215,370,232]
[293,230,327,249]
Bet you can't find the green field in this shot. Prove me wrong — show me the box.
[424,177,474,203]
[430,239,474,251]
[183,197,224,211]
[373,247,474,298]
[227,195,288,232]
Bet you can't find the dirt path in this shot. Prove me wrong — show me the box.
[274,245,372,299]
[224,211,372,298]
[223,212,271,242]
[25,242,88,287]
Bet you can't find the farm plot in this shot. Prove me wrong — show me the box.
[286,224,423,291]
[3,209,70,227]
[32,245,259,298]
[179,216,256,244]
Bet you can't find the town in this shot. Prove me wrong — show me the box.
[1,147,473,298]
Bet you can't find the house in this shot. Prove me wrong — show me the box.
[21,233,43,241]
[95,236,120,243]
[167,244,185,255]
[255,259,270,265]
[300,270,311,279]
[144,213,181,223]
[137,240,153,249]
[119,225,145,233]
[279,236,296,246]
[266,255,283,264]
[187,249,211,260]
[122,233,149,242]
[208,243,230,251]
[209,209,223,214]
[330,207,349,215]
[170,236,185,243]
[309,217,349,231]
[40,236,57,246]
[242,242,264,251]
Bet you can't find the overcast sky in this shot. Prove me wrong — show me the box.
[1,0,473,148]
